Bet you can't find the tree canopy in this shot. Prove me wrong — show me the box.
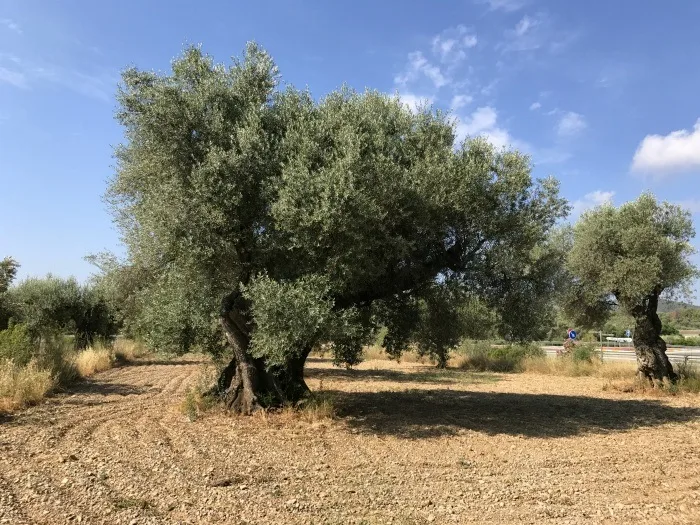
[565,193,697,381]
[108,43,568,412]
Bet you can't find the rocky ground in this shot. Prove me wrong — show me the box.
[1,356,699,524]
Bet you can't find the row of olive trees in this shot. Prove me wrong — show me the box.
[0,258,118,350]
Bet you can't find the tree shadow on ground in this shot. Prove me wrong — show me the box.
[306,359,499,386]
[118,358,206,367]
[63,380,148,397]
[332,388,700,439]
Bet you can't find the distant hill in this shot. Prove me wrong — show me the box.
[658,299,700,314]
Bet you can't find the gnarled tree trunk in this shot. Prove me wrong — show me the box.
[632,287,677,384]
[211,291,311,414]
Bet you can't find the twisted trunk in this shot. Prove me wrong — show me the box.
[632,287,677,384]
[212,291,311,414]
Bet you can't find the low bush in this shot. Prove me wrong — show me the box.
[663,335,700,347]
[456,341,544,372]
[0,323,34,366]
[571,343,598,363]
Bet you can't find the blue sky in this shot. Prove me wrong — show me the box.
[1,0,699,293]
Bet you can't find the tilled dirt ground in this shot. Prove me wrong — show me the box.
[1,356,699,525]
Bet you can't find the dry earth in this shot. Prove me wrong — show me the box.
[1,356,700,525]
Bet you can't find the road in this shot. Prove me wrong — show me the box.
[543,346,700,364]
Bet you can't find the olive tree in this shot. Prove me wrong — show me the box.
[0,257,20,330]
[566,194,697,382]
[109,44,568,413]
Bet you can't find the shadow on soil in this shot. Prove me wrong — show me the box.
[306,358,499,385]
[64,380,148,397]
[331,388,700,439]
[118,358,206,367]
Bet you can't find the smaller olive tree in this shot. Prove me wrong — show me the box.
[565,193,697,383]
[5,275,118,347]
[0,257,20,330]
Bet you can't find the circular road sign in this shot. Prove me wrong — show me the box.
[567,329,577,340]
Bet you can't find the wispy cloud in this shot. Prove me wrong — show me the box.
[395,51,447,89]
[0,66,26,88]
[0,52,117,101]
[34,66,118,101]
[451,94,473,111]
[498,12,577,56]
[476,0,527,12]
[571,190,615,219]
[0,18,22,34]
[529,101,541,111]
[631,119,700,177]
[557,111,587,137]
[501,14,546,52]
[431,25,478,66]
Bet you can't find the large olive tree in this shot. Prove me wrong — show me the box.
[108,44,568,413]
[566,194,697,383]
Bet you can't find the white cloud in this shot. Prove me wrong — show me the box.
[631,119,700,175]
[395,51,447,88]
[557,111,587,137]
[514,16,536,37]
[500,13,573,54]
[431,26,478,65]
[451,94,473,111]
[529,101,541,111]
[0,66,26,88]
[454,106,527,150]
[571,190,615,218]
[463,34,478,48]
[0,18,22,34]
[477,0,526,12]
[398,93,434,113]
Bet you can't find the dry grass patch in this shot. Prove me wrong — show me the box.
[522,356,637,379]
[604,359,700,396]
[0,359,55,412]
[74,347,113,378]
[362,345,430,364]
[113,338,147,363]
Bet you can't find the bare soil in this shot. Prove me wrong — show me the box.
[1,356,699,524]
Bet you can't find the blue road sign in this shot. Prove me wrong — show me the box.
[568,330,577,340]
[625,329,631,337]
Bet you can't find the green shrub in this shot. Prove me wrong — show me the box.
[456,341,544,372]
[0,324,35,366]
[664,335,700,347]
[571,343,599,363]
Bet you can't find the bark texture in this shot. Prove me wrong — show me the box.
[632,287,677,384]
[212,291,310,414]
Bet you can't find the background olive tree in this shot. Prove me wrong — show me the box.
[565,193,697,383]
[0,257,20,330]
[108,43,568,414]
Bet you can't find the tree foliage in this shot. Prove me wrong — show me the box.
[565,193,697,381]
[0,257,20,330]
[566,194,696,321]
[4,275,117,347]
[108,43,568,411]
